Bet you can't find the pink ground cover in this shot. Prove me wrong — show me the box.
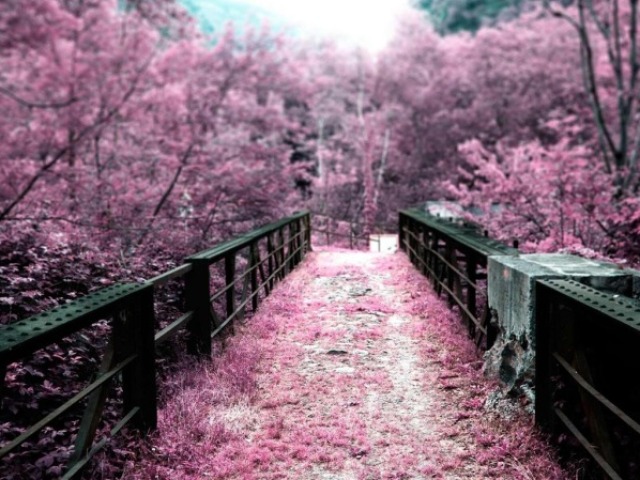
[123,248,570,479]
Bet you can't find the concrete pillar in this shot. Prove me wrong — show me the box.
[486,253,637,393]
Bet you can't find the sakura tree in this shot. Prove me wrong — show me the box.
[0,0,312,265]
[448,138,617,254]
[441,4,640,261]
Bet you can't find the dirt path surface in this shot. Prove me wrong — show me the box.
[129,249,568,480]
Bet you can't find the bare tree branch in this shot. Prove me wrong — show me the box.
[0,86,78,109]
[0,53,154,221]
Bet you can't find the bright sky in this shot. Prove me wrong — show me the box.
[197,0,413,52]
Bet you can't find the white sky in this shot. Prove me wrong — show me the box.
[237,0,413,51]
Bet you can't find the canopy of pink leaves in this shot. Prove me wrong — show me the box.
[2,1,640,264]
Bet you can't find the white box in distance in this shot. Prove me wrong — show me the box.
[370,234,398,253]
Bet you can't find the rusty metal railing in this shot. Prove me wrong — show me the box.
[535,279,640,480]
[399,208,518,348]
[311,213,380,250]
[400,206,640,478]
[0,211,311,479]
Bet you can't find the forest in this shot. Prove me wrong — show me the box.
[3,0,640,300]
[1,0,640,477]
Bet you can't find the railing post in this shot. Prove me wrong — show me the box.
[433,233,444,296]
[297,217,305,261]
[289,222,297,269]
[250,243,259,311]
[278,228,286,279]
[427,228,435,281]
[419,227,426,276]
[408,221,414,260]
[185,260,213,356]
[291,220,299,266]
[466,255,478,324]
[70,340,117,466]
[305,213,312,252]
[121,285,157,431]
[225,253,236,321]
[535,283,555,431]
[267,233,275,290]
[398,213,406,252]
[298,218,304,260]
[444,243,455,307]
[254,242,270,297]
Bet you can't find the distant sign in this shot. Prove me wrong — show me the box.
[424,200,463,219]
[370,234,398,253]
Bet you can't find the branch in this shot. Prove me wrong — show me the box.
[626,0,640,175]
[630,1,640,95]
[585,0,609,39]
[0,86,78,109]
[372,128,390,208]
[0,53,153,222]
[610,0,631,163]
[134,143,196,248]
[595,218,617,239]
[3,216,149,232]
[624,113,640,190]
[199,191,225,241]
[578,0,618,171]
[544,1,582,31]
[585,0,622,98]
[545,0,618,171]
[152,143,195,217]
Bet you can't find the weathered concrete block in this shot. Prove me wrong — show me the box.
[369,234,398,253]
[423,200,462,219]
[485,253,636,391]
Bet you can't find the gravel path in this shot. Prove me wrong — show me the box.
[129,248,569,480]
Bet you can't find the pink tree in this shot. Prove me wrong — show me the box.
[546,0,640,189]
[0,1,159,228]
[449,138,617,254]
[0,1,310,260]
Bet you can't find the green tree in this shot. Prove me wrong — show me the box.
[417,0,526,33]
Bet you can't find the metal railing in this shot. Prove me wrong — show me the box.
[0,283,156,478]
[400,206,640,478]
[535,279,640,480]
[0,210,311,479]
[399,208,517,349]
[311,213,380,250]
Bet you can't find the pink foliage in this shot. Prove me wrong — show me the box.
[0,0,309,266]
[3,0,640,477]
[122,249,571,480]
[449,138,618,254]
[2,0,639,261]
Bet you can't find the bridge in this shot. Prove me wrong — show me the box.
[1,210,639,479]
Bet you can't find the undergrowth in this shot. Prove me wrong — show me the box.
[118,249,574,480]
